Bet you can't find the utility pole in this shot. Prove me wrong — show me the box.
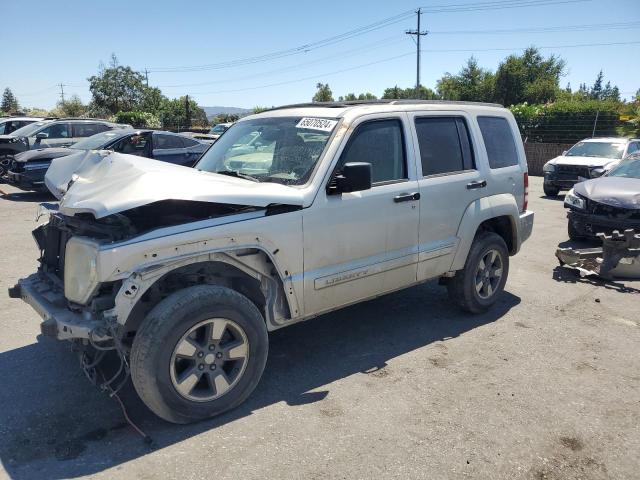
[144,69,149,88]
[185,94,191,129]
[58,83,66,103]
[405,8,428,99]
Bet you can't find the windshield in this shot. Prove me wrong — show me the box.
[10,121,50,137]
[71,131,124,150]
[209,124,229,134]
[195,116,337,185]
[566,141,625,159]
[607,157,640,179]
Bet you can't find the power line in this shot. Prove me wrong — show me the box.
[429,21,640,35]
[186,40,640,95]
[146,0,589,73]
[58,83,66,103]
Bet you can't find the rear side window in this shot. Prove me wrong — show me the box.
[74,123,110,137]
[181,136,199,147]
[477,116,518,169]
[155,134,184,149]
[415,117,475,176]
[338,119,406,184]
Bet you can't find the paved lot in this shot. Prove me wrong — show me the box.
[0,176,638,480]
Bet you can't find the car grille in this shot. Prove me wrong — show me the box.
[39,221,69,281]
[9,159,23,173]
[587,200,640,221]
[555,164,591,180]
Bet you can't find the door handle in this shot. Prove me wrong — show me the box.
[466,180,487,190]
[393,192,421,203]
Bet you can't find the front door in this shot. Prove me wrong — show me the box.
[302,115,420,317]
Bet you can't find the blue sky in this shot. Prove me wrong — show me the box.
[1,0,639,109]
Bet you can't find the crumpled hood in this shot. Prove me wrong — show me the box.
[54,151,305,218]
[0,134,20,142]
[14,147,74,163]
[574,177,640,209]
[548,155,620,168]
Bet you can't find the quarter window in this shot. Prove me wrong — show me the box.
[477,116,519,169]
[627,142,639,155]
[415,117,475,176]
[338,119,406,184]
[74,123,110,137]
[155,134,185,149]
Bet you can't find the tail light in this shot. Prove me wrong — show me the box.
[523,172,529,212]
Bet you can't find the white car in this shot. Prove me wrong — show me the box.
[12,100,534,423]
[542,137,640,196]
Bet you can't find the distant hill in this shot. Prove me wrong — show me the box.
[203,106,252,120]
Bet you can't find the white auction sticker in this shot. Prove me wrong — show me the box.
[296,117,338,132]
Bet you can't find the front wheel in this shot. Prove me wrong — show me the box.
[567,219,584,241]
[447,231,510,313]
[543,184,560,197]
[130,285,268,424]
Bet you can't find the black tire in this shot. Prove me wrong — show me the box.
[130,285,268,424]
[543,184,560,197]
[447,231,510,314]
[567,219,583,241]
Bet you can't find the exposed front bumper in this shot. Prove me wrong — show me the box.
[519,210,534,246]
[5,168,46,190]
[9,272,108,341]
[567,210,640,238]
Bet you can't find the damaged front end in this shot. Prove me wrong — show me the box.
[556,229,640,279]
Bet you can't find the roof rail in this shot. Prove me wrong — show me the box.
[262,99,504,112]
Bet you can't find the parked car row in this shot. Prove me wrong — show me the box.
[0,115,216,190]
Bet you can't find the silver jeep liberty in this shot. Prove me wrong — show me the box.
[11,100,534,423]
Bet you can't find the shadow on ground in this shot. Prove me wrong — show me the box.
[0,191,54,203]
[0,281,520,479]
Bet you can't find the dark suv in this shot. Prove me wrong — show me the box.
[0,118,130,175]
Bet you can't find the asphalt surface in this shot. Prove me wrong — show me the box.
[0,177,638,480]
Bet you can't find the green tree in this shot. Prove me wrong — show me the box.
[436,57,495,102]
[312,83,334,102]
[213,113,240,124]
[140,86,168,115]
[1,88,19,113]
[161,96,208,129]
[338,92,377,101]
[381,85,437,99]
[494,47,565,106]
[88,54,147,114]
[590,70,604,100]
[53,94,87,117]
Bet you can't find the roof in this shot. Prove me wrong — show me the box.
[250,99,508,122]
[581,137,637,143]
[0,116,45,122]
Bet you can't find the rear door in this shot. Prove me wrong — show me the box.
[152,133,192,165]
[72,122,111,144]
[303,114,420,316]
[407,111,487,281]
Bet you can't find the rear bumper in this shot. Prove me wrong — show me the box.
[518,210,535,246]
[10,272,108,341]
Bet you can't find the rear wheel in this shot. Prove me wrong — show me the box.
[543,184,560,197]
[130,285,268,424]
[447,231,509,313]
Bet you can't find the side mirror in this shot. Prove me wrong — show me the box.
[36,132,49,140]
[562,150,568,156]
[332,162,372,194]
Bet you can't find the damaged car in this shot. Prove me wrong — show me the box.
[10,100,534,423]
[7,129,208,192]
[564,152,640,240]
[542,137,639,196]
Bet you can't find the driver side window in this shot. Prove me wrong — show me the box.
[39,123,70,139]
[337,119,407,184]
